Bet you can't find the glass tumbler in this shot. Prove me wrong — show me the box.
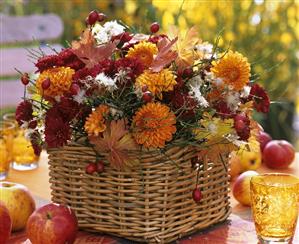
[0,121,15,180]
[3,113,39,170]
[250,173,299,244]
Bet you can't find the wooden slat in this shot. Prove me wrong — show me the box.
[0,14,63,44]
[0,80,24,107]
[0,44,63,76]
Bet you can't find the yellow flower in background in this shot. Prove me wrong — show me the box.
[132,102,176,148]
[135,69,176,99]
[36,67,75,98]
[84,105,110,136]
[211,51,251,91]
[126,41,158,67]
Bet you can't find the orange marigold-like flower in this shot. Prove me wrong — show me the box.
[36,67,75,98]
[132,102,176,148]
[126,41,158,67]
[84,105,110,136]
[135,69,176,99]
[211,51,251,91]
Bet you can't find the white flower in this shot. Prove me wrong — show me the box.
[207,123,218,134]
[95,73,117,91]
[194,42,214,59]
[92,21,125,45]
[225,133,247,147]
[204,71,223,86]
[226,90,240,112]
[188,81,209,108]
[73,89,86,104]
[241,85,251,98]
[103,21,125,37]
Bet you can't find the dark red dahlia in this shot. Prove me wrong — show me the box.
[35,55,59,72]
[234,114,250,141]
[30,131,42,156]
[58,48,85,70]
[47,97,80,123]
[45,115,71,148]
[115,57,145,82]
[213,101,233,118]
[249,84,270,113]
[15,100,33,126]
[170,91,198,119]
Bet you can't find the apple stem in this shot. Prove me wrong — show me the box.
[46,212,52,220]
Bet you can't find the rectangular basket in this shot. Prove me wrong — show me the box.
[48,142,231,243]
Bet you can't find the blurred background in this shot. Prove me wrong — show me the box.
[0,0,298,148]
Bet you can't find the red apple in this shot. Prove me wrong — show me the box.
[263,140,295,169]
[0,201,12,244]
[258,131,272,152]
[27,203,78,244]
[233,170,259,206]
[0,182,35,231]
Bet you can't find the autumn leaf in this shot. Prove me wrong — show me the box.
[89,119,139,170]
[150,37,178,72]
[168,26,201,70]
[71,29,116,68]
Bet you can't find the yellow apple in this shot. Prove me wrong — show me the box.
[0,181,35,231]
[229,151,242,180]
[233,170,259,206]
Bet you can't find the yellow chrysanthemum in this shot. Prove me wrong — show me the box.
[211,51,251,91]
[132,102,176,148]
[135,69,176,99]
[126,41,158,67]
[36,67,75,98]
[84,105,110,136]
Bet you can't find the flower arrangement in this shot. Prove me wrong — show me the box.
[16,10,270,173]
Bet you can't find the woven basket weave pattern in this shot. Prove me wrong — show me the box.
[48,142,230,243]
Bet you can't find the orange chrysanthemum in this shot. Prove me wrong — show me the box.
[126,41,158,67]
[84,105,110,136]
[132,102,176,148]
[211,51,251,91]
[36,67,75,97]
[135,69,176,99]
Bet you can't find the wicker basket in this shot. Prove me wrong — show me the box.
[48,142,231,243]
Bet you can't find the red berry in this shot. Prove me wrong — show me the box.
[21,73,30,85]
[70,83,80,95]
[150,22,160,33]
[192,188,202,203]
[96,161,105,173]
[234,119,245,131]
[41,78,51,90]
[88,10,99,25]
[97,13,106,22]
[85,163,97,174]
[142,92,153,103]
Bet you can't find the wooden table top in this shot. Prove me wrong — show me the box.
[6,152,299,244]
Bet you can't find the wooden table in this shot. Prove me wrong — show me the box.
[7,153,299,244]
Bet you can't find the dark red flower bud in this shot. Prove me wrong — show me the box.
[21,73,30,85]
[42,78,51,90]
[97,13,106,22]
[85,163,97,174]
[70,83,80,95]
[192,188,202,203]
[150,22,160,33]
[96,160,105,173]
[87,10,99,26]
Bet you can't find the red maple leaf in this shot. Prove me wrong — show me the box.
[150,37,178,72]
[71,29,116,68]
